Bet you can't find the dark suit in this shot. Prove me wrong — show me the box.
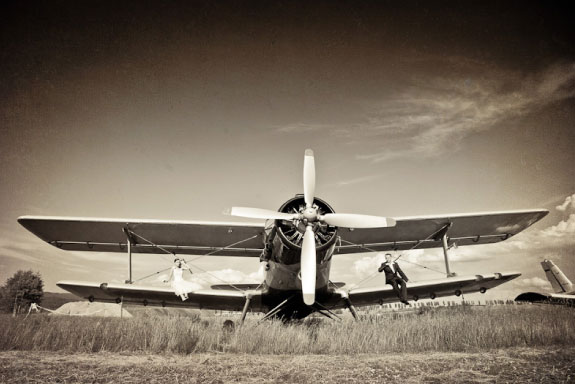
[378,261,409,302]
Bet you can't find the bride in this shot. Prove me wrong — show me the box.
[164,258,197,301]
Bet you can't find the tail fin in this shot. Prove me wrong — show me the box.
[541,259,573,294]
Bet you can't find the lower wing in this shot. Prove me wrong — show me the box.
[325,272,521,308]
[58,272,521,313]
[57,281,265,312]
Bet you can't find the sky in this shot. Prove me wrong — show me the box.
[1,1,574,302]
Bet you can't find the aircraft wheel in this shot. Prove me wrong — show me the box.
[223,319,235,333]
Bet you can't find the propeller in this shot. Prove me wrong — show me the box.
[321,213,396,228]
[303,149,315,208]
[301,224,316,305]
[230,149,396,305]
[230,207,296,221]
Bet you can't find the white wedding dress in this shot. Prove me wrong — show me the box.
[171,267,200,300]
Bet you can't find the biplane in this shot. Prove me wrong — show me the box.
[19,150,548,321]
[515,259,575,306]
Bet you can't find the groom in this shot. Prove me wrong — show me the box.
[378,253,410,305]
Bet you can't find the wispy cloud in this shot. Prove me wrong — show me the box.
[273,61,575,163]
[334,174,382,188]
[539,214,575,241]
[0,235,44,263]
[273,122,332,134]
[356,62,575,162]
[514,277,551,291]
[556,193,575,212]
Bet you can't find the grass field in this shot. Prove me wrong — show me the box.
[1,305,574,383]
[1,348,574,383]
[1,305,573,355]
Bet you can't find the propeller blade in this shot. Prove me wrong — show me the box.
[321,213,397,228]
[303,149,316,208]
[230,207,296,221]
[301,225,316,305]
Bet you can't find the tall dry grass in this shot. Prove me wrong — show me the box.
[0,305,573,354]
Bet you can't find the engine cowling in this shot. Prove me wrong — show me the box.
[275,195,338,252]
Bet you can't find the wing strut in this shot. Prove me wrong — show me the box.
[122,225,179,285]
[122,225,179,284]
[122,227,139,284]
[128,240,132,284]
[432,223,456,278]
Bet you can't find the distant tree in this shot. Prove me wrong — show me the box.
[0,270,44,314]
[0,286,5,313]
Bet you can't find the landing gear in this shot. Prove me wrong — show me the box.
[346,299,359,320]
[239,294,252,326]
[339,293,359,320]
[312,302,342,321]
[223,319,235,332]
[259,295,296,322]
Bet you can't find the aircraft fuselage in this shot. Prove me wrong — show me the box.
[258,195,340,318]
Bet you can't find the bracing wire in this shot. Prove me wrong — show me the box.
[339,233,448,289]
[131,231,262,292]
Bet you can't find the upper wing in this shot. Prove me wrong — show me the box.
[57,280,265,311]
[335,209,548,254]
[18,216,265,257]
[324,272,521,308]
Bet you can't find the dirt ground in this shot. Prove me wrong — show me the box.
[1,347,574,383]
